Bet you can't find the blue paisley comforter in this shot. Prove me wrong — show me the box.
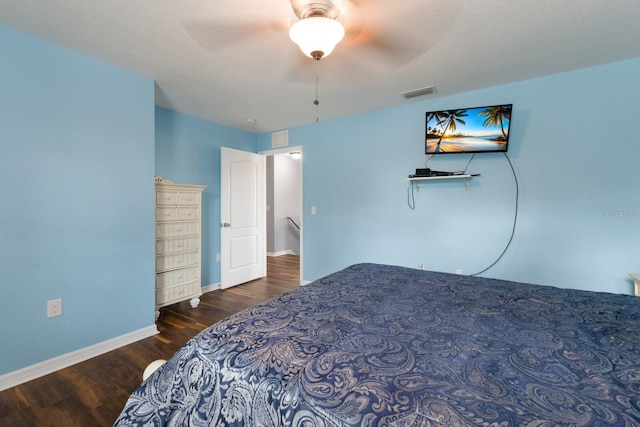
[115,263,640,426]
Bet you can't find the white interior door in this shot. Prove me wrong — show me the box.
[221,147,266,289]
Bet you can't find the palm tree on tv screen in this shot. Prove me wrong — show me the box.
[479,105,511,140]
[426,112,446,136]
[435,110,468,152]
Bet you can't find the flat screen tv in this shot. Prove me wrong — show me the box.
[425,104,512,154]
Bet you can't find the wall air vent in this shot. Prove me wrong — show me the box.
[401,86,435,99]
[272,130,289,148]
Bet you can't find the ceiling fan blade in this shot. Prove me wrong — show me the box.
[333,0,466,78]
[334,0,365,38]
[181,18,287,54]
[179,0,295,54]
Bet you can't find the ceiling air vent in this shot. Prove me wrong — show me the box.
[401,86,435,99]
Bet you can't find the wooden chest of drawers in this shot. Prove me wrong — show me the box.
[155,177,206,319]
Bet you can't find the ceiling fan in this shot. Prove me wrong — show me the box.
[286,1,350,114]
[180,0,464,121]
[285,0,435,72]
[181,0,463,79]
[179,0,464,119]
[288,0,451,113]
[288,0,346,61]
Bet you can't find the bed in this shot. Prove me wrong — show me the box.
[115,263,640,426]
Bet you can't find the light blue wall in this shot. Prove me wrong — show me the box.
[0,26,155,375]
[258,58,640,295]
[2,20,636,378]
[155,107,257,287]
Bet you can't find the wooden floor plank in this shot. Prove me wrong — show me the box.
[0,255,299,426]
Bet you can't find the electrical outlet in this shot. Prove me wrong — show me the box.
[216,253,221,262]
[455,269,463,275]
[47,298,62,318]
[417,264,424,270]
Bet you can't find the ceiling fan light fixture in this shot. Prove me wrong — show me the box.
[289,17,345,59]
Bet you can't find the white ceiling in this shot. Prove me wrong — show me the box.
[2,0,640,133]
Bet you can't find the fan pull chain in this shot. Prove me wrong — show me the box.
[314,57,320,122]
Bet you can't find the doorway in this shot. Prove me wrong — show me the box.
[263,146,303,284]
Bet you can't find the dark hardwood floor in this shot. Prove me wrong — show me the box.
[0,255,300,426]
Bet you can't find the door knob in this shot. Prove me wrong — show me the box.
[221,222,231,228]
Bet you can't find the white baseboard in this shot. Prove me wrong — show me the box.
[202,282,221,293]
[0,324,158,392]
[267,250,297,257]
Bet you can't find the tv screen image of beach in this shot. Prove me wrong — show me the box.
[425,104,512,154]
